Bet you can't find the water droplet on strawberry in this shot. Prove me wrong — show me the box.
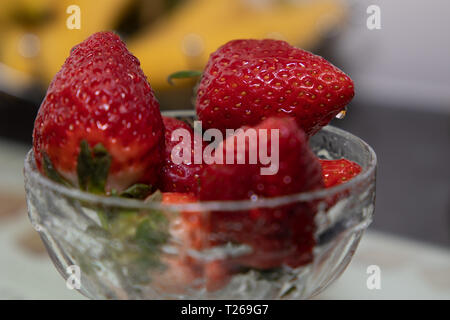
[335,107,347,119]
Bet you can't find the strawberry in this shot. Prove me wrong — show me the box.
[319,158,362,210]
[319,159,362,188]
[162,192,205,249]
[199,117,324,269]
[33,31,165,193]
[162,191,198,204]
[161,192,232,291]
[196,39,354,136]
[160,117,203,195]
[200,116,323,200]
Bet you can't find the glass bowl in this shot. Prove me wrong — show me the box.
[24,110,376,300]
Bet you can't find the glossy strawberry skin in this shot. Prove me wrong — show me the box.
[33,32,164,191]
[199,117,324,269]
[162,191,198,204]
[196,39,354,136]
[320,158,362,188]
[160,117,203,195]
[200,117,324,200]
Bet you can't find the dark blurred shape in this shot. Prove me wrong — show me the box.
[0,91,38,144]
[115,0,185,38]
[332,103,450,247]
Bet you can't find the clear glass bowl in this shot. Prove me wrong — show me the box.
[24,110,376,300]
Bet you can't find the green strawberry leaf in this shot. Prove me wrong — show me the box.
[109,188,119,197]
[77,140,93,190]
[90,143,111,193]
[120,184,152,199]
[77,140,111,194]
[135,216,169,252]
[144,189,163,202]
[42,153,73,187]
[167,70,202,85]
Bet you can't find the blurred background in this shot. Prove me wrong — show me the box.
[0,0,449,299]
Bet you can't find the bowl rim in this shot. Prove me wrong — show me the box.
[24,116,377,212]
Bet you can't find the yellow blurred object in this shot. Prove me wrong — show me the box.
[0,0,53,27]
[0,0,55,80]
[1,28,38,75]
[0,0,347,92]
[37,0,132,83]
[128,0,347,89]
[0,0,132,86]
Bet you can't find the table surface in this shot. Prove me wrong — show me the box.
[1,139,449,300]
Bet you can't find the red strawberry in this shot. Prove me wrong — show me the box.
[196,39,354,136]
[162,192,205,249]
[200,116,323,199]
[33,31,164,193]
[319,158,362,210]
[199,117,324,269]
[162,191,198,204]
[161,192,232,291]
[320,159,362,188]
[160,117,203,195]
